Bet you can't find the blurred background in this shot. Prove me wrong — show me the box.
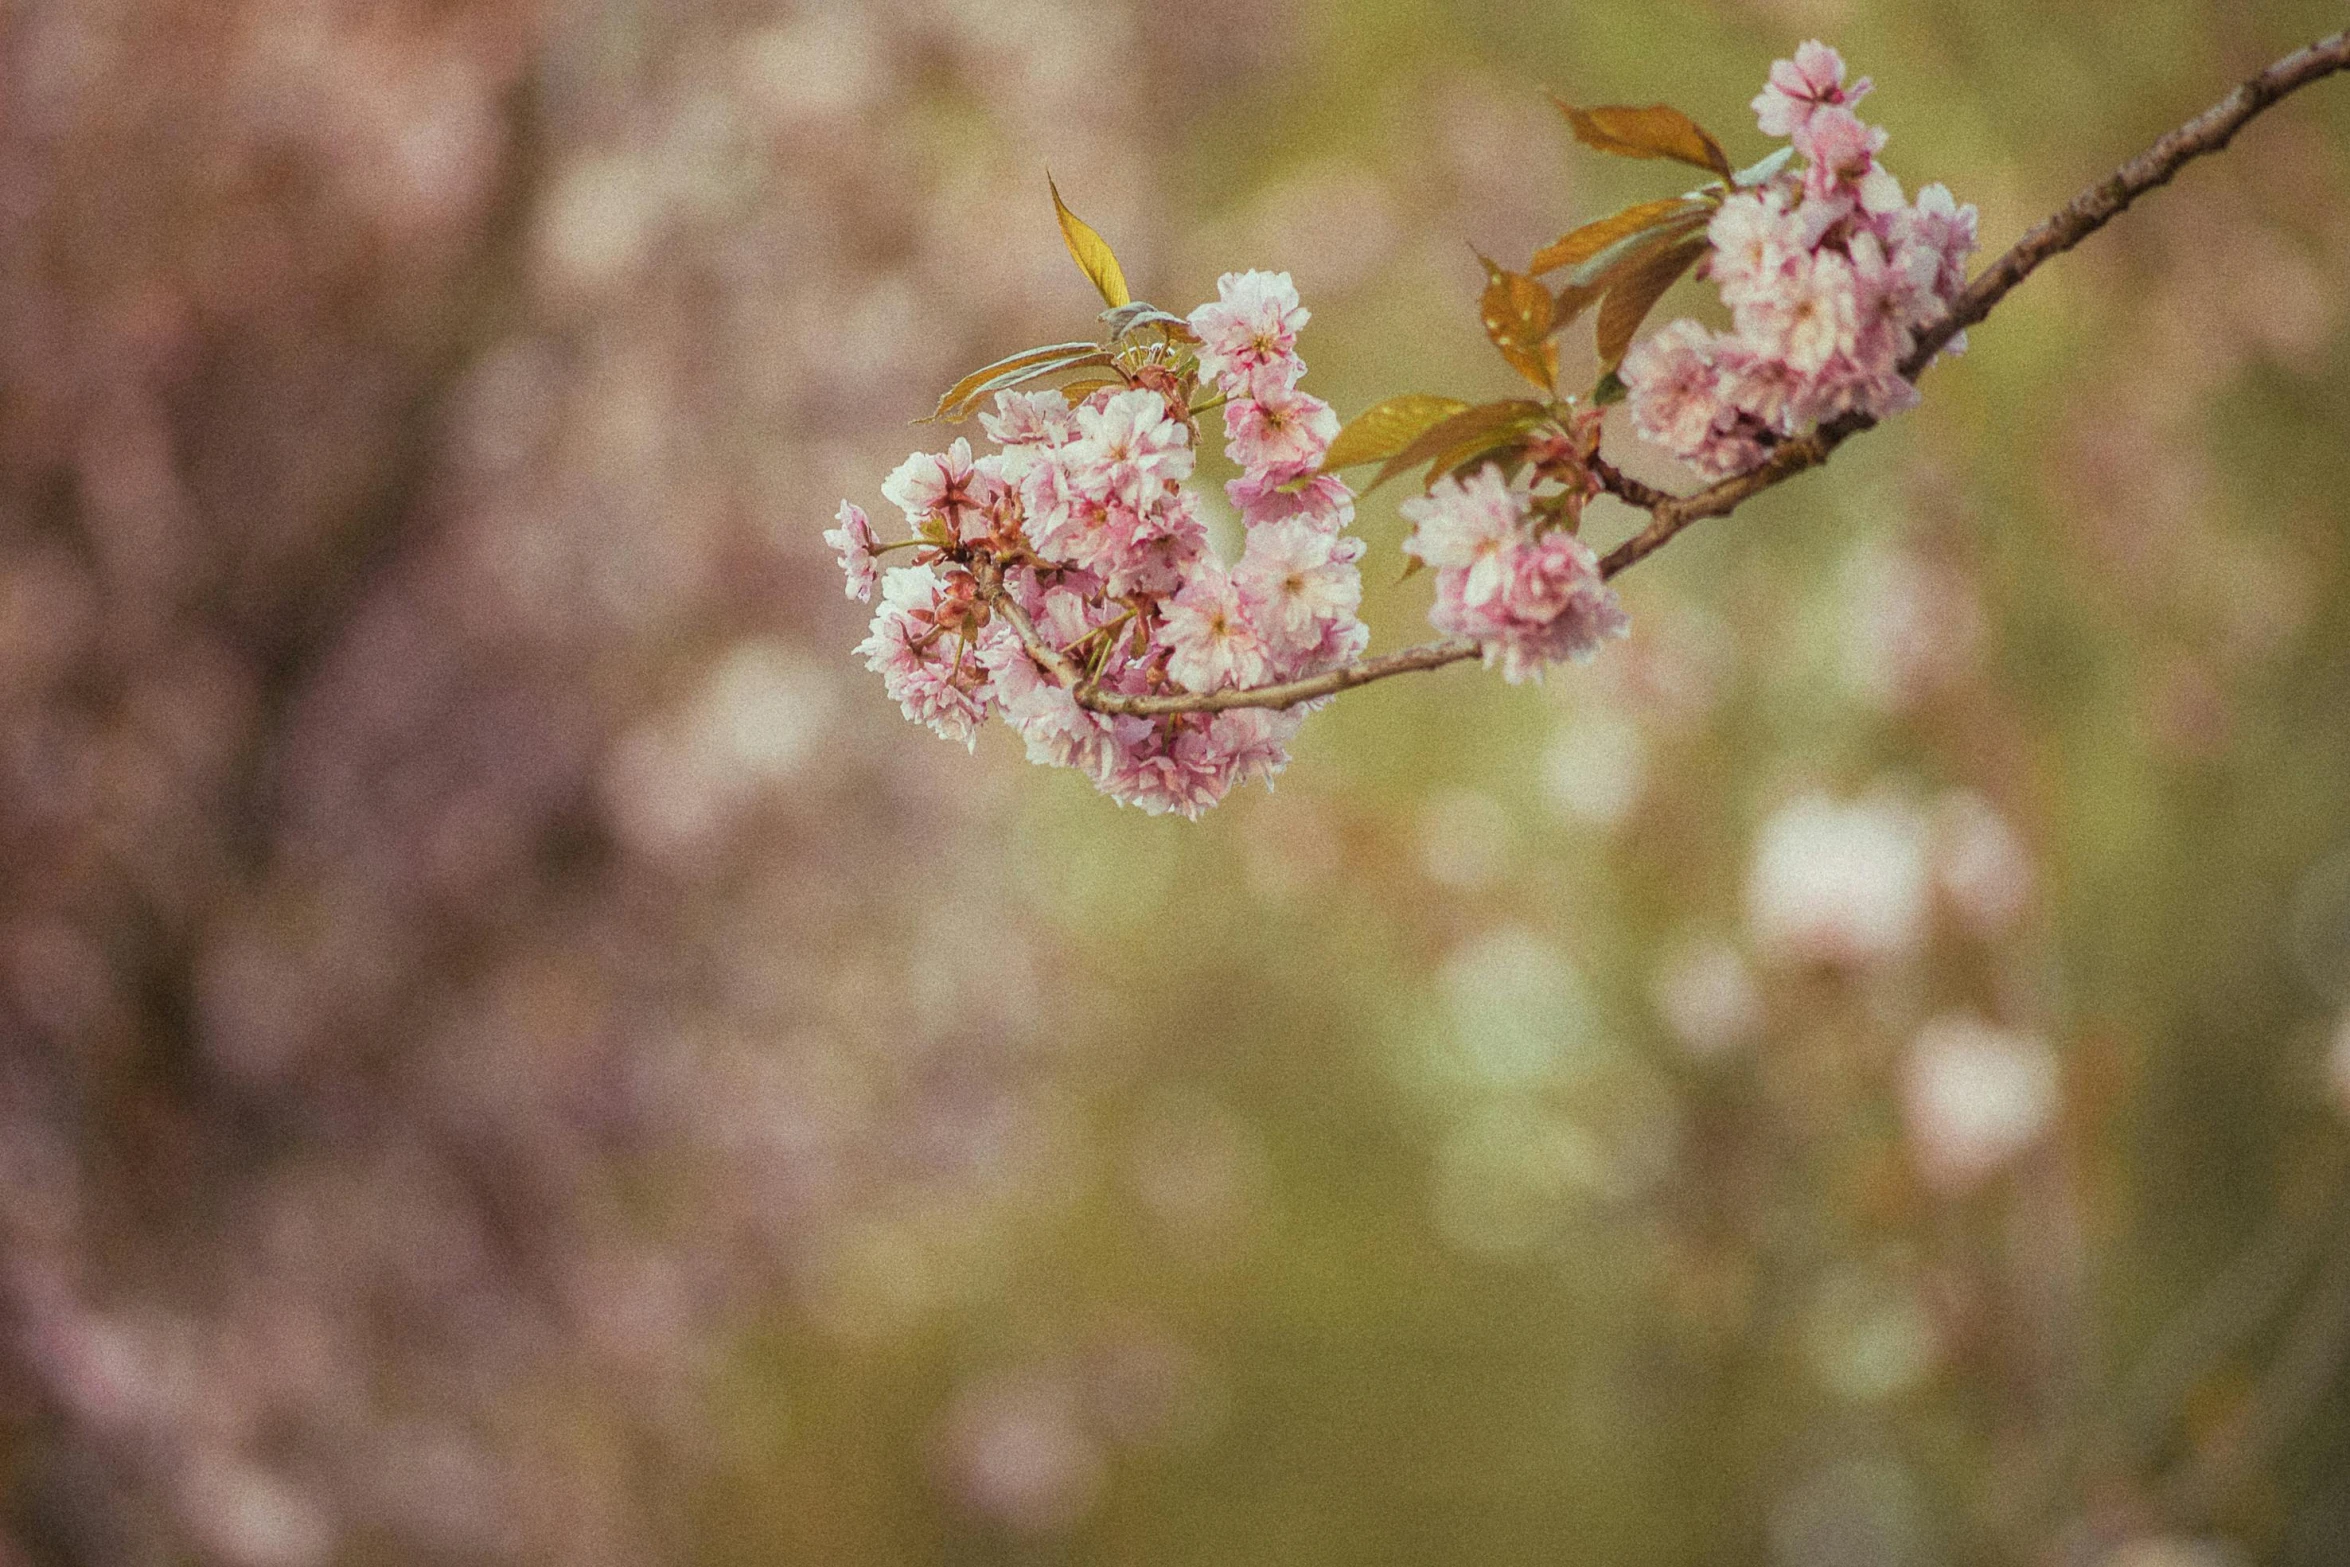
[2,0,2347,1562]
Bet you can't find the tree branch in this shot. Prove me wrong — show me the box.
[1011,30,2350,719]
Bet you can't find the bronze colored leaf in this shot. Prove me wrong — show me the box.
[1057,375,1124,405]
[1501,342,1561,395]
[1553,99,1733,178]
[1531,197,1710,277]
[1595,236,1710,369]
[1478,256,1560,393]
[1561,210,1712,291]
[1368,398,1548,492]
[1048,175,1132,310]
[1553,278,1604,331]
[1321,394,1474,472]
[927,342,1114,422]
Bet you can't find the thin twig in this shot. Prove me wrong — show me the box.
[1083,636,1480,718]
[981,566,1085,689]
[1004,30,2350,718]
[1912,27,2350,371]
[1589,454,1674,512]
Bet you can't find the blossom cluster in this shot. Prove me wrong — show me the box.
[1622,42,1980,476]
[1397,437,1630,683]
[827,272,1369,817]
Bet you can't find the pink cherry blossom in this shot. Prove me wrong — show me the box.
[1846,228,1939,365]
[1753,247,1859,376]
[1221,372,1340,474]
[1712,339,1804,441]
[1707,192,1806,308]
[1233,518,1366,674]
[855,564,993,749]
[823,500,882,602]
[979,619,1121,772]
[1751,40,1870,139]
[1891,182,1980,302]
[882,438,996,541]
[836,267,1379,816]
[1625,58,1977,474]
[1796,107,1899,215]
[1430,530,1629,684]
[1901,1016,2059,1193]
[1400,465,1628,683]
[1160,559,1271,693]
[1398,466,1525,607]
[1100,709,1298,819]
[981,388,1079,451]
[1188,270,1309,394]
[1065,389,1194,511]
[1623,320,1731,454]
[1226,466,1355,532]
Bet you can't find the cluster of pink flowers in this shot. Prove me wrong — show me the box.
[1622,42,1979,477]
[826,272,1368,817]
[1398,463,1629,682]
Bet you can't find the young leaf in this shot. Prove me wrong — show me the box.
[1591,368,1628,406]
[1058,375,1125,405]
[1321,394,1474,472]
[1368,399,1548,492]
[1561,209,1713,291]
[1100,301,1196,341]
[1429,431,1536,487]
[1554,278,1605,332]
[1477,255,1560,393]
[926,342,1114,422]
[1553,99,1733,179]
[1048,176,1132,310]
[1595,235,1710,368]
[1531,196,1711,277]
[1732,145,1798,188]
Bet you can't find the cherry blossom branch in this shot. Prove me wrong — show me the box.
[1043,29,2348,720]
[978,563,1086,688]
[1589,454,1675,512]
[1604,26,2350,578]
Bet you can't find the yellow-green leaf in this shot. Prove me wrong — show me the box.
[1595,235,1710,369]
[1553,100,1733,178]
[1531,196,1712,276]
[1048,176,1132,310]
[926,341,1110,422]
[1368,399,1548,492]
[1321,394,1474,472]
